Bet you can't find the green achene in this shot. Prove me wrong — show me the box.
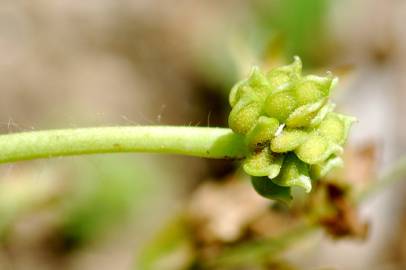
[228,57,356,202]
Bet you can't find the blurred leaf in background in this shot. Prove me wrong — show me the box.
[59,155,161,249]
[0,154,168,261]
[136,216,194,270]
[252,0,331,67]
[0,166,60,238]
[195,0,332,97]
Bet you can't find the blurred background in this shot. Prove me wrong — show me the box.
[0,0,405,269]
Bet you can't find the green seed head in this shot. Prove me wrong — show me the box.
[228,56,355,202]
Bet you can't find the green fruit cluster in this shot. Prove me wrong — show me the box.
[228,57,355,202]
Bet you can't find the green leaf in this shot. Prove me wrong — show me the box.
[251,176,292,204]
[270,128,308,153]
[243,148,284,178]
[136,216,193,270]
[245,116,279,149]
[271,153,312,193]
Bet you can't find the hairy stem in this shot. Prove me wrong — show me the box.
[0,126,247,163]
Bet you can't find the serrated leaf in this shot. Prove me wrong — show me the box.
[271,153,312,193]
[243,148,284,178]
[270,128,308,153]
[245,116,279,149]
[251,176,292,204]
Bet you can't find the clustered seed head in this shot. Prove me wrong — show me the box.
[228,57,356,202]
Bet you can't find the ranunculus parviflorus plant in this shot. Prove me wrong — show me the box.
[0,57,355,202]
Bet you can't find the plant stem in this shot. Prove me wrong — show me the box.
[0,126,247,163]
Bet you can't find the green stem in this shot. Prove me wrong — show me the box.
[0,126,247,163]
